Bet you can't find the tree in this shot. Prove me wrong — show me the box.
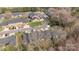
[15,32,26,51]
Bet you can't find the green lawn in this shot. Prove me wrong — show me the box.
[27,21,43,27]
[0,19,9,24]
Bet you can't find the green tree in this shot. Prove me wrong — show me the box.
[15,32,26,51]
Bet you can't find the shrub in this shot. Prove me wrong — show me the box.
[27,39,52,51]
[1,45,17,51]
[71,27,79,41]
[47,8,75,28]
[0,26,3,32]
[51,26,67,48]
[9,25,16,30]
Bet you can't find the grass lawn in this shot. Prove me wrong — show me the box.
[27,21,43,27]
[0,19,9,24]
